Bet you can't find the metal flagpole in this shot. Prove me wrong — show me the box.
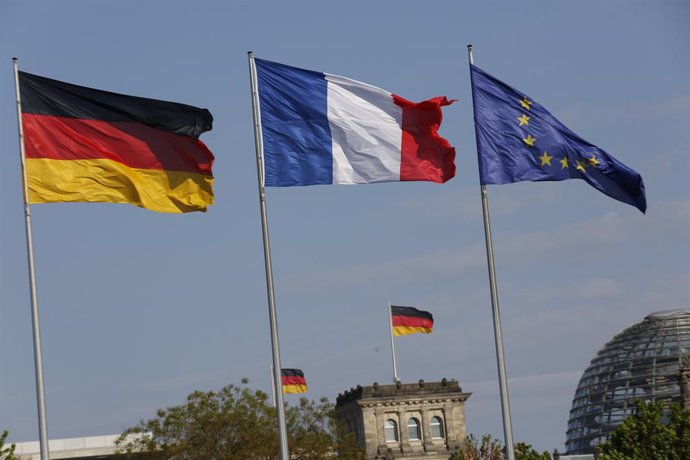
[12,57,50,460]
[271,366,277,408]
[388,302,399,382]
[467,45,516,460]
[247,51,290,460]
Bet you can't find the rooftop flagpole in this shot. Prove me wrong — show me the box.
[13,57,50,460]
[467,45,516,460]
[388,302,399,382]
[247,51,290,460]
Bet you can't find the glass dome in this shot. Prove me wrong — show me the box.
[565,309,690,454]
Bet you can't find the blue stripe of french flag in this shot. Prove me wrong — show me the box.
[255,58,456,187]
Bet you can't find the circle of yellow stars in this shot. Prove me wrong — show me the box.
[516,96,600,174]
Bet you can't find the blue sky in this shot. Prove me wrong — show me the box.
[1,0,688,453]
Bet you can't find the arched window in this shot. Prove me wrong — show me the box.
[431,416,445,439]
[407,417,421,441]
[384,419,398,443]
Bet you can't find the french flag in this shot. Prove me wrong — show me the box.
[254,58,456,186]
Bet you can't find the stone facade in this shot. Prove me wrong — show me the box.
[335,379,471,459]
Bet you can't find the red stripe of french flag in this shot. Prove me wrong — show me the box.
[393,94,456,183]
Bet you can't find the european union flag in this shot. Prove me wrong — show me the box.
[470,64,646,213]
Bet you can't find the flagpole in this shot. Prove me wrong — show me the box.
[388,302,399,382]
[13,57,50,460]
[247,51,290,460]
[271,366,277,408]
[467,45,516,460]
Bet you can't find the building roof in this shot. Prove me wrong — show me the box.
[336,378,470,407]
[13,434,120,460]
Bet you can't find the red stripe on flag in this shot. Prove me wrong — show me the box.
[392,315,434,330]
[393,95,456,183]
[23,113,214,175]
[282,376,307,386]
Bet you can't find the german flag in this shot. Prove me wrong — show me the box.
[19,71,215,213]
[391,305,434,336]
[281,369,308,394]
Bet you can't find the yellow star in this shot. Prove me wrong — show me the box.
[560,157,569,169]
[517,114,530,126]
[539,151,553,166]
[519,97,532,110]
[576,159,587,172]
[523,134,536,147]
[588,153,600,166]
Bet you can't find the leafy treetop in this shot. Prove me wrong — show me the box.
[0,430,17,460]
[597,400,690,460]
[115,378,364,460]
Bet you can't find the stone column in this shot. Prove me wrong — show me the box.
[444,401,460,450]
[374,409,387,456]
[443,402,452,442]
[399,410,410,453]
[421,408,431,451]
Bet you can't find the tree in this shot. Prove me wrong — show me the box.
[0,430,17,460]
[514,442,551,460]
[597,400,690,460]
[451,433,503,460]
[115,378,364,459]
[451,434,551,460]
[284,396,363,460]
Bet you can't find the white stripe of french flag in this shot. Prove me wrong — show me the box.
[255,58,455,187]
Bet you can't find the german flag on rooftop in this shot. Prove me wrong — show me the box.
[281,369,308,394]
[391,305,434,336]
[19,71,215,213]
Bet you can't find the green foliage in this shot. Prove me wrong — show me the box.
[451,434,551,460]
[285,396,364,460]
[597,400,690,460]
[451,433,504,460]
[0,430,17,460]
[514,442,551,460]
[115,378,363,460]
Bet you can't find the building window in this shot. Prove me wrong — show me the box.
[407,417,421,441]
[431,416,445,439]
[384,419,398,443]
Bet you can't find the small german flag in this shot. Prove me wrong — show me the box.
[281,369,308,394]
[391,305,434,336]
